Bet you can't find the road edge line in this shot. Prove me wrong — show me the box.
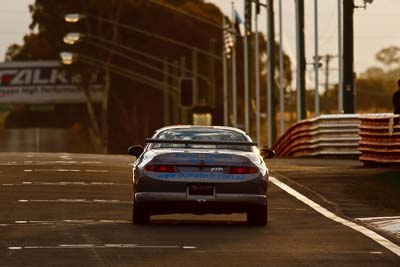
[270,176,400,257]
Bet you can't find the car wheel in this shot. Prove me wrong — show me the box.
[132,202,150,225]
[247,204,268,226]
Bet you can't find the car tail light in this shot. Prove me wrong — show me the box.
[228,166,258,174]
[145,165,176,173]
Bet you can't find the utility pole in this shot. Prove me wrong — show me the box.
[267,0,276,146]
[324,55,332,94]
[163,57,170,125]
[313,0,320,117]
[231,2,238,127]
[222,17,229,126]
[278,0,285,135]
[255,3,261,146]
[337,0,343,113]
[342,0,355,113]
[324,54,332,113]
[244,0,253,135]
[295,0,306,121]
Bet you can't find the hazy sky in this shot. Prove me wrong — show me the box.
[209,0,400,76]
[1,0,399,77]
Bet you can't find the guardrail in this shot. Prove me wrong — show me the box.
[272,114,361,157]
[358,114,400,166]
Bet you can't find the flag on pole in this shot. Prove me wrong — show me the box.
[234,9,243,37]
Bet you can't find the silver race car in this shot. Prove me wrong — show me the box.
[128,125,275,225]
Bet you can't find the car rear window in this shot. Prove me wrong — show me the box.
[151,128,252,151]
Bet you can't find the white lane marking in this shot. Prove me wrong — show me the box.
[0,220,131,226]
[84,170,109,173]
[22,160,102,165]
[357,217,400,238]
[59,155,72,160]
[270,207,307,211]
[191,249,382,255]
[0,162,17,165]
[22,169,109,173]
[17,199,132,204]
[2,181,129,186]
[270,176,400,257]
[358,216,400,221]
[8,244,196,250]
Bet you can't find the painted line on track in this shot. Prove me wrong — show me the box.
[0,220,131,226]
[23,169,109,173]
[270,176,400,257]
[356,216,400,239]
[8,244,196,250]
[2,181,129,187]
[0,162,17,165]
[17,199,132,204]
[22,161,103,165]
[358,216,400,221]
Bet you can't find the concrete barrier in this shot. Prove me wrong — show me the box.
[272,114,361,157]
[358,114,400,166]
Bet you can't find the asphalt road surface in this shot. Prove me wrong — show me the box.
[0,153,399,266]
[0,128,95,153]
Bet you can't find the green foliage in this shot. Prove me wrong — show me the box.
[356,65,399,112]
[375,46,400,71]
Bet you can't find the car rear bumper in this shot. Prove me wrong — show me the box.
[135,192,266,205]
[134,192,266,215]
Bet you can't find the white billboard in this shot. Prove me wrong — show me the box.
[0,61,104,104]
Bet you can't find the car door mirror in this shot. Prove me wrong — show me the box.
[128,145,144,157]
[260,147,275,159]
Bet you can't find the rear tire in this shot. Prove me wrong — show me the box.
[247,204,268,226]
[132,202,150,225]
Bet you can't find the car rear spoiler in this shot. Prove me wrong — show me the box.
[145,138,258,146]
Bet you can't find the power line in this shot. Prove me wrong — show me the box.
[93,15,221,60]
[149,0,221,29]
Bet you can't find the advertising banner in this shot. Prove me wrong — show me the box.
[0,61,104,104]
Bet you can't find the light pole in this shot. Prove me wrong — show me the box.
[314,0,320,117]
[295,0,306,121]
[278,0,285,135]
